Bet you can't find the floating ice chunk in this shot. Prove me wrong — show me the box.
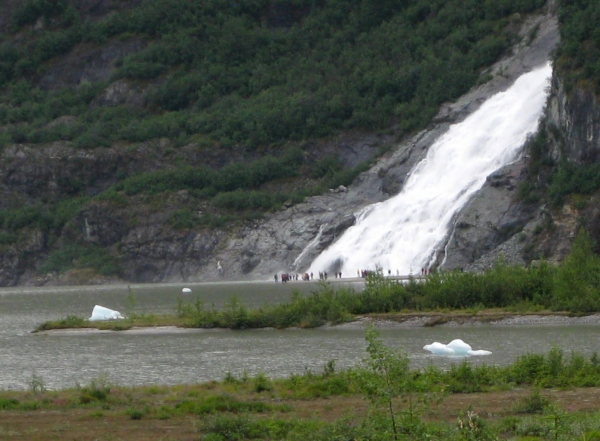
[447,339,472,355]
[182,288,192,293]
[468,350,493,356]
[423,339,491,356]
[89,305,124,321]
[422,342,455,356]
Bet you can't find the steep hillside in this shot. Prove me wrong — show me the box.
[523,0,600,261]
[0,0,562,285]
[443,0,600,271]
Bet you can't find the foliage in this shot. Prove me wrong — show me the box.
[125,407,145,419]
[78,374,112,404]
[175,394,283,416]
[555,0,600,95]
[0,0,548,150]
[252,373,274,394]
[198,414,309,441]
[29,373,47,395]
[34,315,87,331]
[549,160,600,207]
[38,242,120,276]
[456,410,499,441]
[119,147,303,197]
[353,326,422,439]
[0,398,20,410]
[551,229,600,312]
[8,0,68,32]
[0,196,89,244]
[513,388,552,414]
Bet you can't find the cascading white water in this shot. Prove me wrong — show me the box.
[308,62,552,276]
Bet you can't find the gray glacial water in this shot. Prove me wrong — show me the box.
[1,281,600,390]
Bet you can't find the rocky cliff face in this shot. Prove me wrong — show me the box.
[0,132,381,285]
[444,27,600,271]
[546,75,600,163]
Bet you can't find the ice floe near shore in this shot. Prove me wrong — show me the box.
[89,305,124,321]
[423,339,491,356]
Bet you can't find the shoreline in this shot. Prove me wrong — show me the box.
[349,311,600,327]
[36,311,600,334]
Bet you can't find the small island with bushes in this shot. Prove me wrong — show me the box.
[35,230,600,333]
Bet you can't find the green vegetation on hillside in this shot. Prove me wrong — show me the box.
[556,0,600,94]
[1,0,545,150]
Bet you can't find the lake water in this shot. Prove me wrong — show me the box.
[1,280,600,390]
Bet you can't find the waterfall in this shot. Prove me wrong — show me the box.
[291,224,326,271]
[308,62,552,276]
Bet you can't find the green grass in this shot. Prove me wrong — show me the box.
[4,342,600,440]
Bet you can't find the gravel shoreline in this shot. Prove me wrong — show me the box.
[332,313,600,329]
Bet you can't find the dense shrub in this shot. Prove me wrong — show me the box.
[0,197,89,234]
[556,0,600,94]
[38,242,120,276]
[551,229,600,312]
[211,190,286,212]
[9,0,68,31]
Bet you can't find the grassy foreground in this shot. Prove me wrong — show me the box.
[7,331,600,440]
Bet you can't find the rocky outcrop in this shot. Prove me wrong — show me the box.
[0,131,385,285]
[441,161,533,270]
[38,39,145,90]
[546,74,600,164]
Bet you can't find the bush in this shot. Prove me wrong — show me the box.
[198,414,302,441]
[38,242,120,276]
[551,230,600,313]
[167,209,199,229]
[80,375,112,404]
[252,373,273,393]
[174,395,278,415]
[9,0,68,31]
[514,389,552,414]
[126,408,144,420]
[0,398,19,410]
[211,190,285,212]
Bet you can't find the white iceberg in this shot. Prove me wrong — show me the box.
[89,305,124,321]
[182,287,192,293]
[423,339,491,356]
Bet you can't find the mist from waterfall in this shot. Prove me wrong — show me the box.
[308,62,552,276]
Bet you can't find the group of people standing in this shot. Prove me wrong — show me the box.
[275,272,313,283]
[274,270,344,282]
[318,271,344,279]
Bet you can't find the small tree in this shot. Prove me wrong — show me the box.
[553,229,600,312]
[353,325,410,440]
